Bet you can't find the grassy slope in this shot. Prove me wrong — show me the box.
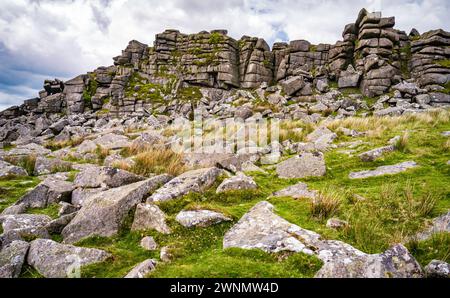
[78,111,450,277]
[1,110,446,278]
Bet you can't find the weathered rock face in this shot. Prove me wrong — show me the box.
[224,201,424,278]
[147,167,222,203]
[0,160,28,178]
[131,203,171,234]
[216,173,257,193]
[62,175,172,243]
[0,240,29,278]
[276,152,326,179]
[124,259,157,278]
[27,239,110,278]
[272,182,317,199]
[74,166,144,189]
[175,210,231,228]
[424,260,450,278]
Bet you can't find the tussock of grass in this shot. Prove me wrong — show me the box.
[309,189,343,221]
[128,149,186,177]
[395,131,410,153]
[27,203,60,219]
[45,137,85,151]
[94,145,110,163]
[407,233,450,267]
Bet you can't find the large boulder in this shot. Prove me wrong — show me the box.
[175,210,231,228]
[0,240,29,278]
[76,133,131,153]
[338,65,361,88]
[74,166,145,189]
[0,214,51,247]
[276,152,326,179]
[224,201,423,278]
[280,76,305,96]
[62,175,172,243]
[27,239,110,278]
[131,203,171,234]
[147,167,223,203]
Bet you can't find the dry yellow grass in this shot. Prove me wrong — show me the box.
[45,136,85,150]
[309,189,343,220]
[129,148,186,177]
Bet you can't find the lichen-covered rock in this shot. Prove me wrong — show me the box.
[175,210,231,228]
[359,145,395,162]
[349,161,418,179]
[131,203,171,234]
[74,166,145,189]
[0,160,28,178]
[27,239,110,278]
[272,182,317,199]
[216,173,257,193]
[0,240,29,278]
[224,201,423,278]
[424,260,450,278]
[62,175,171,243]
[147,167,222,203]
[34,156,72,176]
[124,259,157,278]
[415,211,450,241]
[276,152,326,179]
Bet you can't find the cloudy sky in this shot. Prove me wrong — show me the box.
[0,0,449,110]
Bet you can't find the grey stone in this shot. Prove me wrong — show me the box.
[326,218,349,230]
[0,240,29,278]
[148,167,222,203]
[276,152,326,179]
[415,211,450,241]
[0,160,28,178]
[280,76,305,96]
[175,210,231,228]
[124,259,157,278]
[74,166,145,189]
[224,201,423,278]
[27,239,110,278]
[349,161,418,179]
[140,236,158,251]
[424,260,450,278]
[216,173,257,193]
[34,156,72,176]
[62,175,172,243]
[131,203,171,234]
[45,213,77,234]
[272,182,317,199]
[359,145,395,162]
[338,65,361,88]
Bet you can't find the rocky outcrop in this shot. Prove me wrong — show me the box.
[276,152,326,179]
[349,161,418,179]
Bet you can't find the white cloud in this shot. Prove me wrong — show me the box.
[0,0,449,110]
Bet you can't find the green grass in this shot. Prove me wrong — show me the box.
[0,176,40,213]
[407,233,450,267]
[436,59,450,68]
[27,203,60,219]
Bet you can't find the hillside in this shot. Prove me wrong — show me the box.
[0,8,449,279]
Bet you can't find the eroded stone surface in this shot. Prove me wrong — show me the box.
[276,152,326,179]
[272,182,317,199]
[349,161,418,179]
[175,210,231,228]
[131,203,171,234]
[0,240,29,278]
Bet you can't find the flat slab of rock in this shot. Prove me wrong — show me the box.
[76,133,131,153]
[62,175,172,243]
[147,167,222,203]
[0,143,51,157]
[0,240,29,278]
[0,214,51,234]
[124,259,157,278]
[216,174,257,193]
[175,210,231,228]
[0,160,28,178]
[131,203,171,234]
[272,182,317,199]
[276,152,326,179]
[224,201,423,278]
[359,145,395,162]
[349,161,418,179]
[415,211,450,241]
[27,239,110,278]
[74,166,145,189]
